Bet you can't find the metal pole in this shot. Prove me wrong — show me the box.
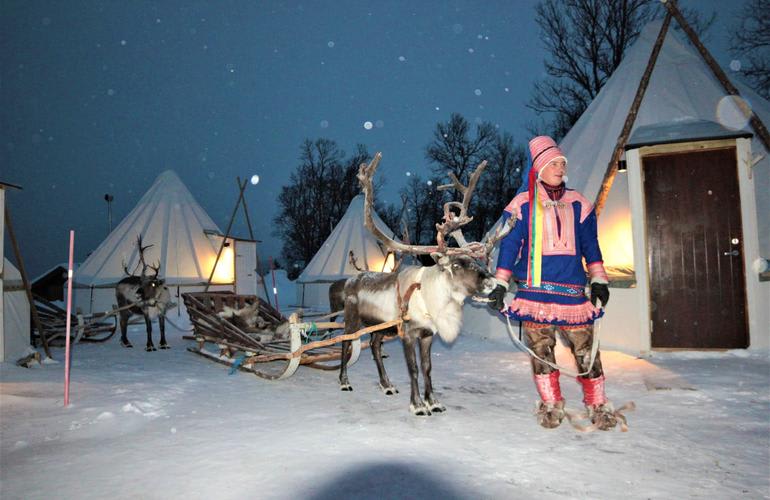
[64,230,74,407]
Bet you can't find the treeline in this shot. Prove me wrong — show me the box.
[272,114,526,276]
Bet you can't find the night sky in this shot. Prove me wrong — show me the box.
[1,0,749,277]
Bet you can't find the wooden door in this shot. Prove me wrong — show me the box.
[643,147,748,348]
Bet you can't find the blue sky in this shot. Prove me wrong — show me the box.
[1,0,751,276]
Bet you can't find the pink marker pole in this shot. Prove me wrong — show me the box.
[269,256,280,313]
[64,230,75,407]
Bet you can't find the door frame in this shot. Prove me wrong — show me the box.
[625,137,764,352]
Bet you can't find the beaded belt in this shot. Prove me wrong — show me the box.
[517,281,584,296]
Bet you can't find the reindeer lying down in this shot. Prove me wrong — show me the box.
[217,303,291,338]
[335,153,510,416]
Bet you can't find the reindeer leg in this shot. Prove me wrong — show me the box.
[339,297,359,391]
[144,315,156,352]
[403,329,429,416]
[119,312,133,348]
[158,315,169,349]
[419,330,445,413]
[371,332,397,395]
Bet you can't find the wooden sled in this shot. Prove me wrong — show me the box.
[33,294,118,346]
[183,291,392,380]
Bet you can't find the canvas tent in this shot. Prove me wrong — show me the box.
[74,170,264,314]
[1,258,31,362]
[1,182,32,362]
[467,16,770,354]
[295,194,397,309]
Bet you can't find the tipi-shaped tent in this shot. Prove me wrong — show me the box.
[468,14,770,354]
[556,16,770,353]
[296,194,397,309]
[1,258,31,362]
[74,170,261,314]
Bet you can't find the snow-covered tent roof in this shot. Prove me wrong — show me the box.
[297,195,397,284]
[561,19,770,256]
[74,170,225,287]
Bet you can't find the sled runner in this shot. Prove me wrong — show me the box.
[182,291,396,380]
[32,294,118,345]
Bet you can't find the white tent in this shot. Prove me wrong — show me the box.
[1,258,31,362]
[74,170,263,314]
[469,19,770,354]
[295,194,397,309]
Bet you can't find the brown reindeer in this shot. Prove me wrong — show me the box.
[336,153,513,416]
[116,235,171,351]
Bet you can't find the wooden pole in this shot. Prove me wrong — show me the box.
[4,207,52,358]
[204,178,248,292]
[237,177,271,302]
[594,12,672,216]
[269,256,280,313]
[662,0,770,152]
[64,230,74,406]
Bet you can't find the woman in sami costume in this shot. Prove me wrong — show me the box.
[487,135,616,430]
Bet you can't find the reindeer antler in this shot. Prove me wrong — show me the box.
[359,153,509,262]
[358,153,441,256]
[135,235,155,277]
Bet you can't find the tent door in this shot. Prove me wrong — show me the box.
[643,146,748,348]
[234,241,257,296]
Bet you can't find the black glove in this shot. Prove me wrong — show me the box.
[488,283,508,311]
[590,282,610,308]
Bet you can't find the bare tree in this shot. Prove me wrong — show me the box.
[425,114,499,239]
[528,0,713,140]
[475,132,527,235]
[273,139,378,275]
[731,0,770,99]
[400,175,447,246]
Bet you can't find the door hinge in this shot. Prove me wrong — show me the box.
[650,320,654,332]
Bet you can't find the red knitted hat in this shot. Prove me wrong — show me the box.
[528,135,567,176]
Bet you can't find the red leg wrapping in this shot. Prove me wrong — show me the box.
[533,371,564,404]
[577,375,607,406]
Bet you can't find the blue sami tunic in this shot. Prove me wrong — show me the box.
[497,187,605,326]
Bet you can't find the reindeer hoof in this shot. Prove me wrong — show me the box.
[340,383,353,391]
[380,384,399,395]
[145,345,157,352]
[120,340,133,348]
[410,403,432,416]
[428,401,446,413]
[159,344,170,350]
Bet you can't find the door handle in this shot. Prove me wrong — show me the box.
[723,250,739,256]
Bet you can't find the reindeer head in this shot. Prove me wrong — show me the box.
[357,153,513,298]
[122,235,165,306]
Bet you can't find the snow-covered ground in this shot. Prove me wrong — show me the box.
[1,297,769,499]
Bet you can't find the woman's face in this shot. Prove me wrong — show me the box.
[540,158,567,186]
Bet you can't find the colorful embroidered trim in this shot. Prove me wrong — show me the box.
[518,281,584,296]
[527,181,543,287]
[508,298,602,324]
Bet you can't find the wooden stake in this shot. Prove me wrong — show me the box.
[595,12,672,216]
[204,178,248,292]
[4,207,52,358]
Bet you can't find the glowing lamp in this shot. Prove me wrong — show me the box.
[211,243,235,283]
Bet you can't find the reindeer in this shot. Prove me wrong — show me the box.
[337,153,512,416]
[116,236,172,351]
